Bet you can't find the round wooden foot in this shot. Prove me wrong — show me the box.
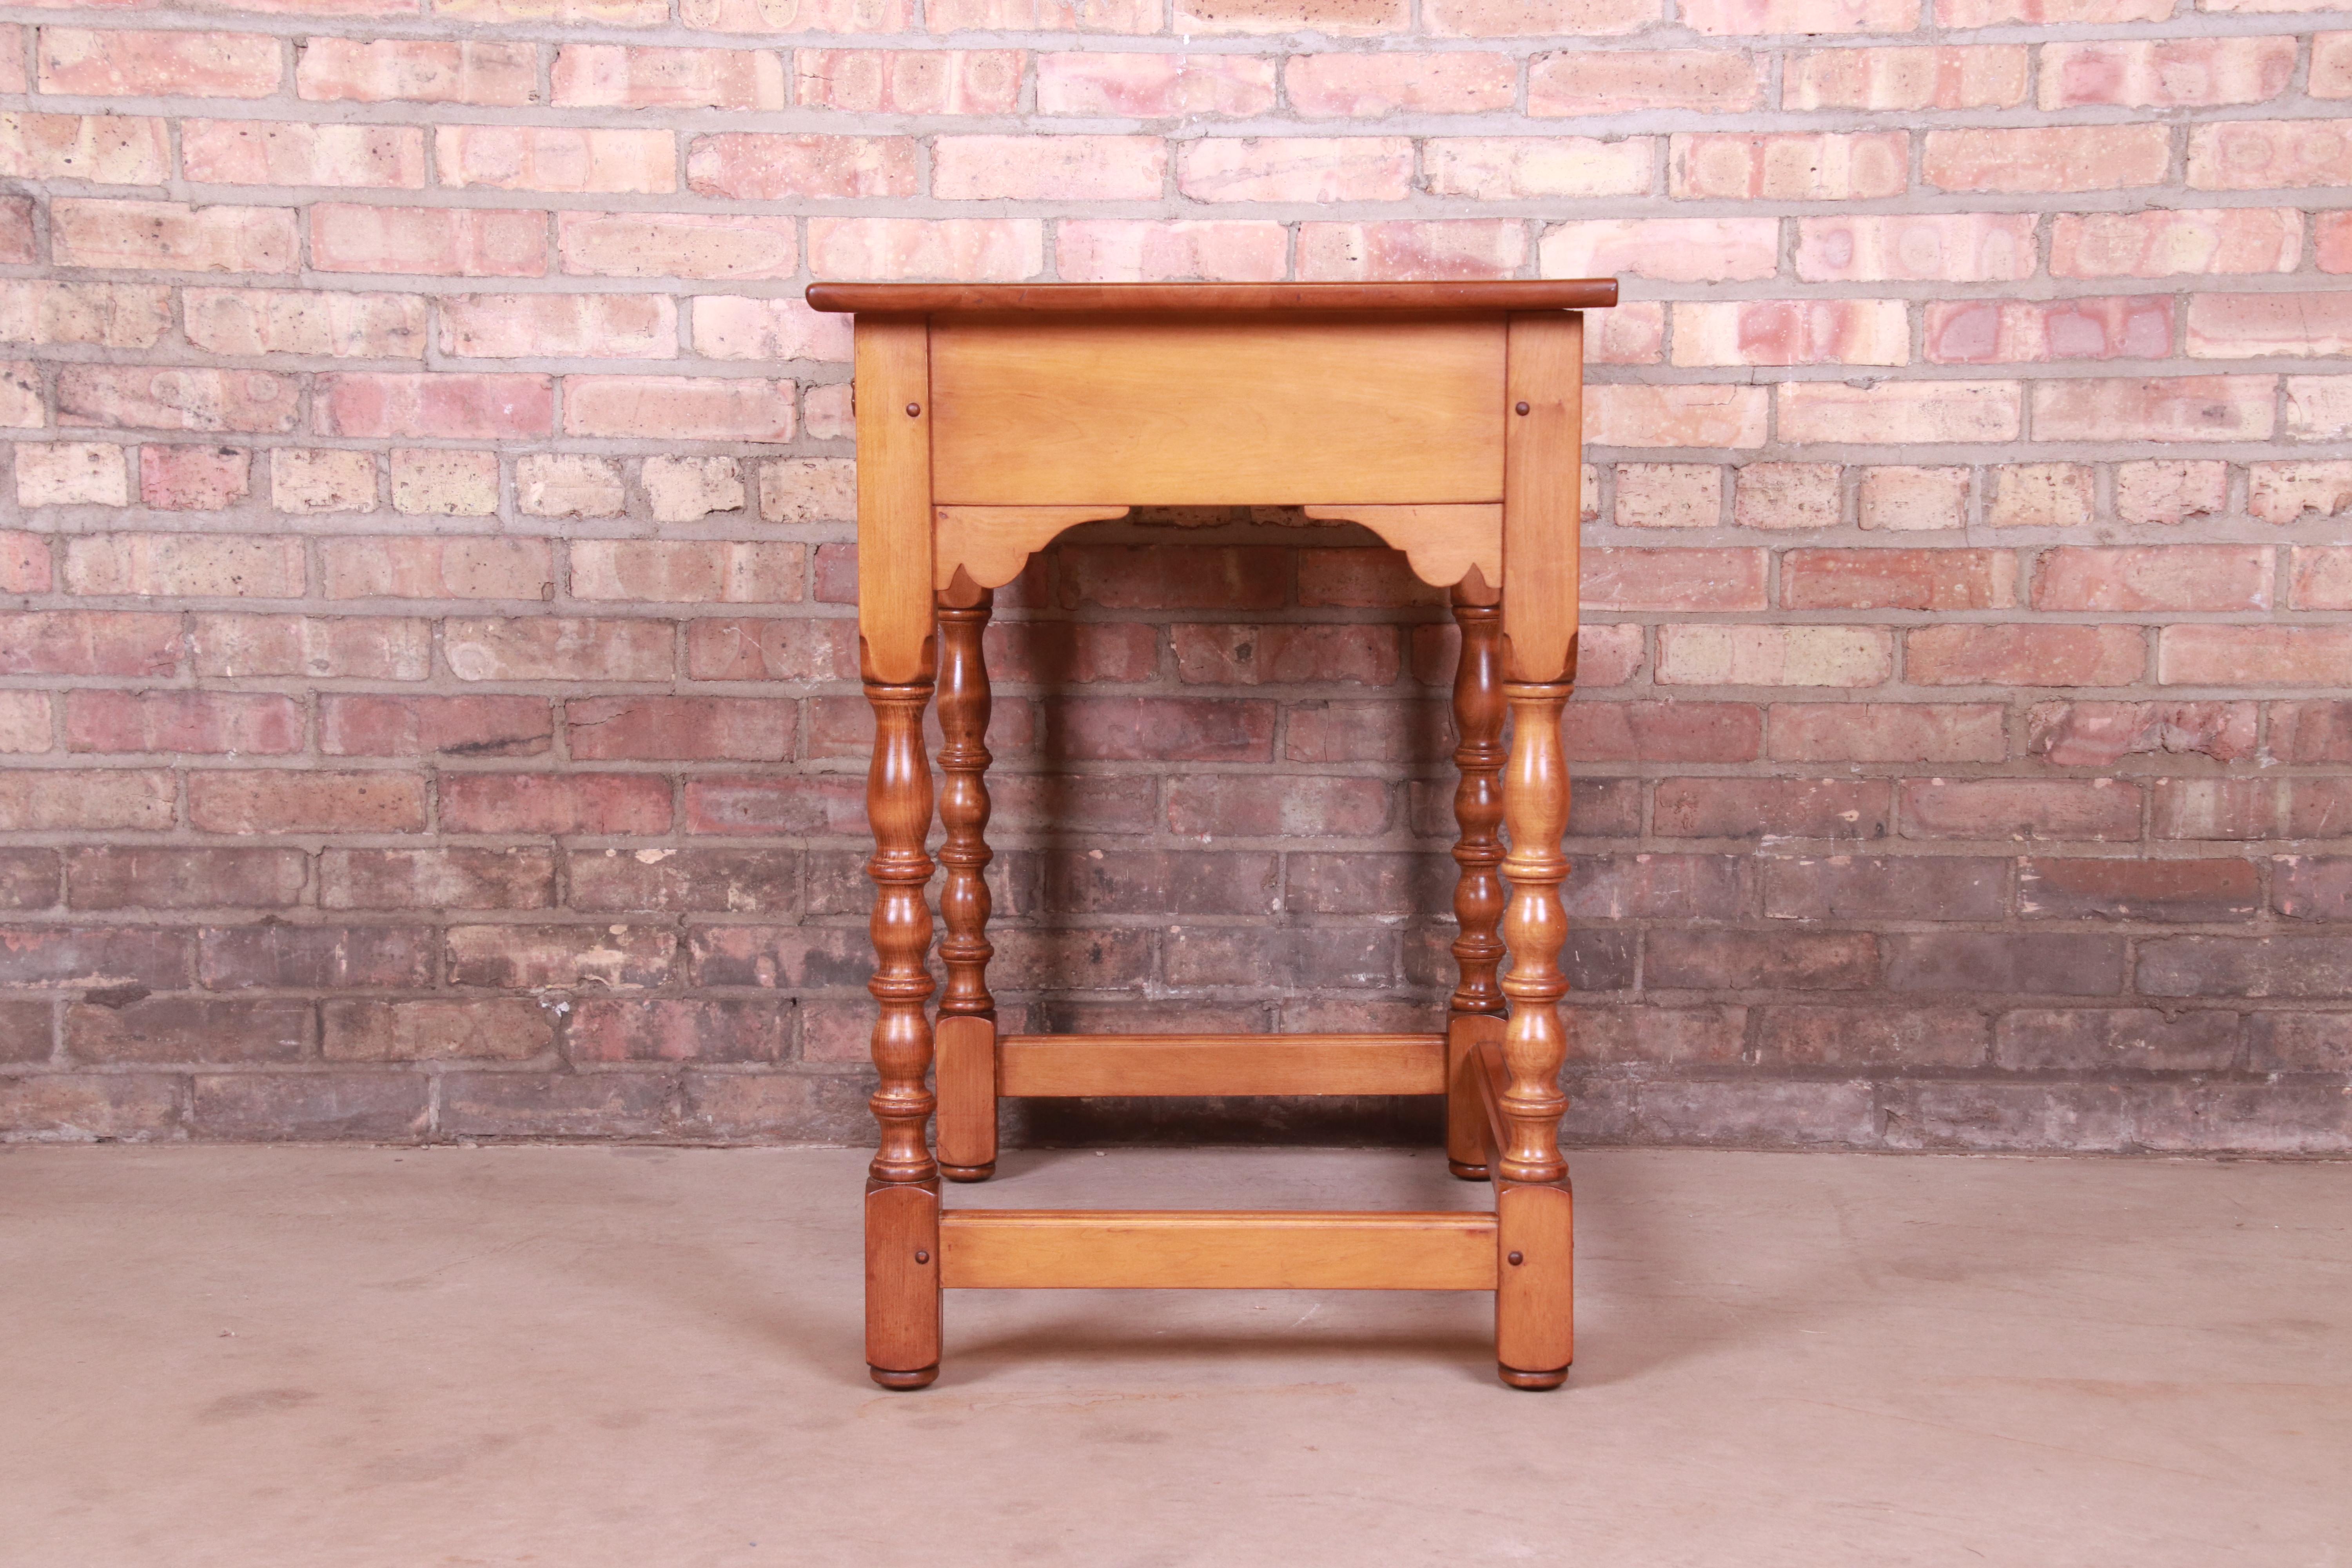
[1448,1159,1491,1181]
[869,1364,938,1391]
[1497,1363,1568,1391]
[939,1161,996,1183]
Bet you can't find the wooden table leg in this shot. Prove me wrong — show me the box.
[1446,578,1506,1181]
[1495,678,1574,1389]
[935,581,998,1183]
[864,670,940,1390]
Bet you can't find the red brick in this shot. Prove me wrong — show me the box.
[1541,218,1778,283]
[0,199,26,264]
[321,694,551,757]
[323,998,552,1062]
[2,1075,184,1142]
[1583,548,1767,612]
[190,614,429,681]
[1756,1005,1989,1068]
[437,773,672,835]
[1058,544,1289,610]
[569,999,786,1064]
[2189,120,2352,190]
[439,1072,671,1139]
[2288,782,2352,839]
[2038,375,2278,442]
[2291,547,2352,611]
[0,117,171,187]
[65,691,302,756]
[182,121,425,188]
[1671,132,1907,200]
[1176,138,1413,202]
[566,696,791,761]
[1784,45,2025,109]
[298,38,539,104]
[2020,857,2260,922]
[188,770,426,833]
[563,377,793,442]
[314,372,551,440]
[310,204,547,277]
[2026,702,2258,768]
[2116,459,2227,526]
[1926,296,2172,363]
[1286,53,1514,116]
[1769,703,2005,763]
[1171,623,1399,686]
[38,28,282,97]
[1900,779,2141,841]
[1164,775,1389,838]
[569,848,795,913]
[688,134,918,199]
[0,851,54,913]
[66,847,306,910]
[1764,854,2005,921]
[2289,375,2352,440]
[447,924,674,990]
[1884,932,2123,996]
[1589,384,1768,447]
[2032,545,2271,613]
[2245,1013,2352,1073]
[1052,697,1274,762]
[2161,626,2352,688]
[1530,49,1760,113]
[1994,1008,2239,1072]
[198,924,434,989]
[64,534,306,597]
[2274,702,2352,765]
[0,611,180,678]
[1649,929,1880,992]
[683,777,864,836]
[1907,624,2143,688]
[65,997,309,1064]
[1297,220,1527,281]
[1673,299,1907,368]
[444,618,672,682]
[1036,52,1272,116]
[1293,548,1442,609]
[1654,777,1892,840]
[139,446,250,511]
[2189,291,2352,359]
[2042,37,2294,110]
[320,536,552,599]
[2276,857,2352,922]
[320,848,557,909]
[0,928,191,990]
[1795,213,2039,283]
[800,47,1020,111]
[2137,937,2352,1001]
[1782,549,2015,611]
[1779,381,2020,445]
[0,532,46,594]
[981,621,1154,684]
[2049,208,2301,279]
[686,618,854,682]
[440,292,675,360]
[1565,701,1761,763]
[58,367,299,435]
[2152,779,2278,842]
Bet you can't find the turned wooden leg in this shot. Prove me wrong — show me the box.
[1446,582,1507,1181]
[934,584,998,1183]
[865,672,940,1390]
[1495,678,1574,1389]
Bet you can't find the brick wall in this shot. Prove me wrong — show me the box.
[0,0,2347,1153]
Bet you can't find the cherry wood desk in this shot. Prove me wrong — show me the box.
[806,279,1617,1390]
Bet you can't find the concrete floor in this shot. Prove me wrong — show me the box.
[0,1146,2345,1568]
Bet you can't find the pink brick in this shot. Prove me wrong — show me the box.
[1794,214,2039,283]
[1984,463,2093,529]
[321,696,550,759]
[684,0,905,28]
[1673,299,1908,367]
[1859,466,1967,532]
[1937,0,2169,19]
[2026,701,2256,768]
[801,385,851,440]
[139,446,250,511]
[1683,0,1914,27]
[2159,626,2352,687]
[0,532,50,593]
[16,442,127,507]
[440,293,676,359]
[1613,463,1722,528]
[2030,376,2276,443]
[52,201,297,273]
[932,0,1154,29]
[2033,545,2272,613]
[67,691,302,755]
[181,122,426,188]
[2116,459,2227,525]
[1285,53,1515,117]
[1770,704,2006,763]
[437,773,671,835]
[1297,220,1526,280]
[1926,296,2172,363]
[1177,138,1412,203]
[2190,120,2352,190]
[1907,624,2145,687]
[0,28,18,95]
[1588,384,1768,448]
[314,373,554,439]
[2187,292,2352,359]
[0,116,172,186]
[568,697,790,762]
[1779,381,2021,445]
[2291,547,2352,610]
[934,135,1165,200]
[2050,208,2301,278]
[189,614,426,681]
[558,212,798,280]
[439,126,677,195]
[2288,376,2352,439]
[298,38,538,105]
[1423,0,1658,34]
[799,48,1021,112]
[1924,125,2169,193]
[1175,0,1409,33]
[1782,548,2015,610]
[688,134,917,200]
[1784,45,2026,109]
[563,377,795,442]
[1583,547,1767,611]
[0,199,32,265]
[1541,218,1779,283]
[64,534,305,598]
[38,28,281,97]
[1671,132,1907,201]
[1531,49,1762,113]
[311,204,547,277]
[805,218,1044,280]
[1055,221,1289,282]
[58,367,298,435]
[444,618,673,683]
[1658,624,1892,688]
[2041,37,2295,109]
[2316,34,2352,100]
[1595,301,1666,365]
[554,45,789,108]
[572,540,800,602]
[0,364,41,430]
[184,290,427,359]
[1424,137,1652,199]
[691,296,854,360]
[1036,53,1273,116]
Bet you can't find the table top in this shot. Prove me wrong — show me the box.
[805,280,1618,315]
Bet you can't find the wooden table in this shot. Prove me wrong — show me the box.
[806,279,1617,1391]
